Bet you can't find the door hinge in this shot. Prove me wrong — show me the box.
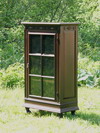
[56,34,60,45]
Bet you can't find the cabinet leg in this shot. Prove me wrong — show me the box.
[71,111,75,115]
[58,113,63,118]
[25,107,31,113]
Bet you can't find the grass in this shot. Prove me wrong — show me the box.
[0,86,100,133]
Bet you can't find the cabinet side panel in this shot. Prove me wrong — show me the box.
[59,27,65,101]
[63,27,76,99]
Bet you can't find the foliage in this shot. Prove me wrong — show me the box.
[0,63,24,88]
[0,55,99,88]
[0,26,24,68]
[78,54,100,87]
[0,0,100,87]
[0,87,100,133]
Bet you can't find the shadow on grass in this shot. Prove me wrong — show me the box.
[31,110,57,117]
[28,110,100,126]
[63,112,100,126]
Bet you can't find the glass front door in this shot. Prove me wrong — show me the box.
[28,33,56,99]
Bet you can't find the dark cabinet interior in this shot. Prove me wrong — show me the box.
[22,22,79,116]
[29,33,55,99]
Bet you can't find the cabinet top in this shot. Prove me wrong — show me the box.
[21,22,80,26]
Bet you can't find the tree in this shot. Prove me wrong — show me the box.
[0,0,99,68]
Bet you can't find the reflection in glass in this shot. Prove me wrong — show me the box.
[29,56,41,75]
[29,35,41,53]
[42,57,54,76]
[43,78,55,98]
[30,76,41,96]
[42,35,54,54]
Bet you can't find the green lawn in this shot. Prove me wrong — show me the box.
[0,87,100,133]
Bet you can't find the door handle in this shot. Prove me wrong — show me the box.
[27,63,29,68]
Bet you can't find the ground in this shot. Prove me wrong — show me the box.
[0,87,100,133]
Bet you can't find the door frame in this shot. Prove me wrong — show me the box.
[25,31,59,102]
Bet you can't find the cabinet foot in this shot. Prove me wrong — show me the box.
[58,113,63,118]
[25,107,31,113]
[71,111,75,115]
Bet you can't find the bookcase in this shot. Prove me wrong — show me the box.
[22,22,79,116]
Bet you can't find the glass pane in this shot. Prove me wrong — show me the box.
[42,57,54,76]
[29,56,41,75]
[30,76,41,96]
[29,35,41,53]
[42,35,54,54]
[43,78,55,98]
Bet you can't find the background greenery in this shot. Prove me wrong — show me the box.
[0,0,100,87]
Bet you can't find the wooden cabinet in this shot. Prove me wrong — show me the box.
[22,22,79,115]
